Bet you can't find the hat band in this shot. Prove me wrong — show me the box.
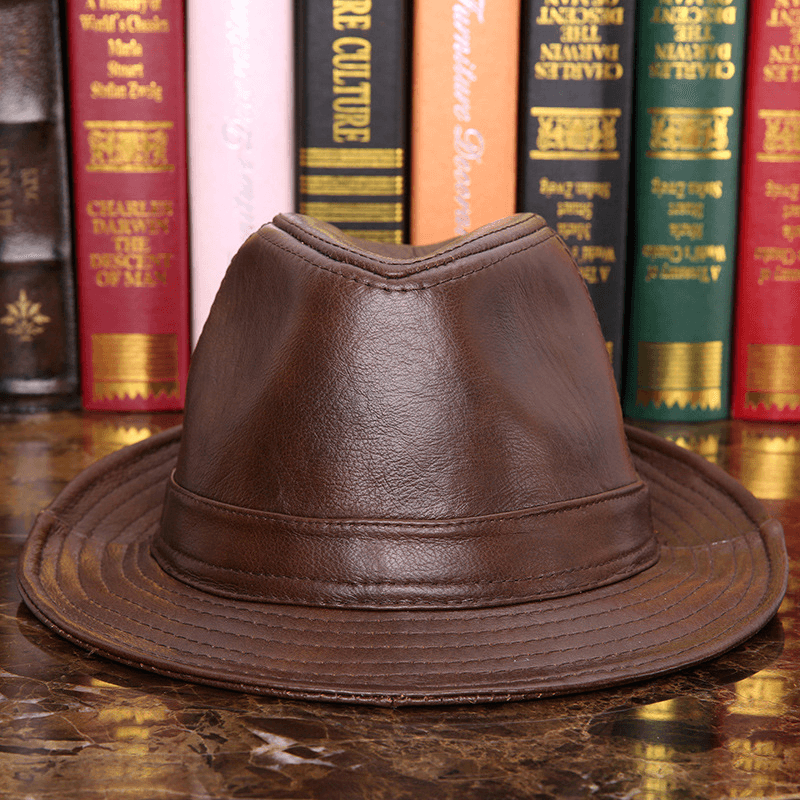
[153,473,657,610]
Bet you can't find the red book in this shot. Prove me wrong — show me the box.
[66,0,190,410]
[731,0,800,420]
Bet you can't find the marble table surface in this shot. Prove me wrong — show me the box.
[1,411,799,799]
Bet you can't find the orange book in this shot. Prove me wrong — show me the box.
[410,0,520,245]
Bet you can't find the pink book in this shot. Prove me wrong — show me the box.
[187,1,294,346]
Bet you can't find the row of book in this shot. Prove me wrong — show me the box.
[1,0,798,422]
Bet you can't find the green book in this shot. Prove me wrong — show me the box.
[623,0,748,421]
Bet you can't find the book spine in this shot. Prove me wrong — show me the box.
[0,0,80,412]
[187,0,293,346]
[410,0,520,245]
[67,0,190,410]
[296,0,409,245]
[623,0,749,421]
[731,0,800,420]
[517,0,636,389]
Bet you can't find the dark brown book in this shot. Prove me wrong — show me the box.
[0,0,79,412]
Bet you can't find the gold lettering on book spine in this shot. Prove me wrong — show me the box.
[636,341,724,410]
[745,343,800,410]
[92,333,179,401]
[646,107,733,160]
[529,108,621,160]
[757,110,800,163]
[85,120,174,173]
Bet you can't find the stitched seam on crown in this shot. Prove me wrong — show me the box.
[275,214,540,271]
[166,477,646,531]
[153,536,657,591]
[258,227,556,291]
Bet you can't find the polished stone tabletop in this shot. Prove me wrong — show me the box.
[1,411,799,799]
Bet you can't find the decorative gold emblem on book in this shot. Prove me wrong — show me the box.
[92,333,179,401]
[646,107,733,160]
[528,108,620,161]
[1,290,51,342]
[636,340,724,410]
[757,110,800,163]
[745,343,800,411]
[85,120,174,173]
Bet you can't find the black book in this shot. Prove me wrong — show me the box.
[517,0,637,390]
[295,0,410,244]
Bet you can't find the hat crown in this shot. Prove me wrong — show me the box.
[155,214,656,609]
[177,214,636,518]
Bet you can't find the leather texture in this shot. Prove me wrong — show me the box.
[156,213,655,609]
[17,213,788,705]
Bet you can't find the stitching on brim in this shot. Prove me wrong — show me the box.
[36,432,757,629]
[37,511,755,681]
[21,423,770,691]
[41,461,732,656]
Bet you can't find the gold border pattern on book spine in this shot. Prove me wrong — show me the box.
[299,202,404,224]
[299,148,404,169]
[745,343,800,411]
[91,332,179,401]
[636,340,724,410]
[300,175,404,196]
[299,148,405,239]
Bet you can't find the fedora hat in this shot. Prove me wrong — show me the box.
[18,213,787,705]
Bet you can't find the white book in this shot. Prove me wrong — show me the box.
[187,0,294,346]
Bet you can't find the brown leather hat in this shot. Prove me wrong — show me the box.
[18,213,787,705]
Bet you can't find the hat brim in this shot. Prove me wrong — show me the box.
[18,424,787,706]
